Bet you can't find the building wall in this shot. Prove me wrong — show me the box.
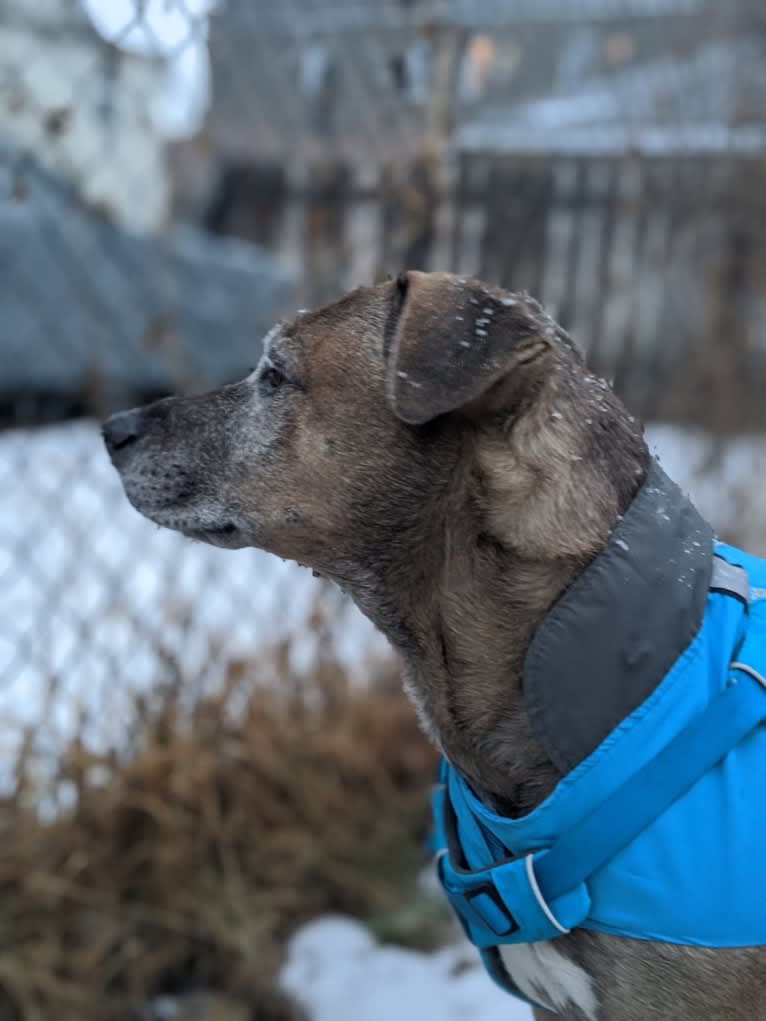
[1,0,169,233]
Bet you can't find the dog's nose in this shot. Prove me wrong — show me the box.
[103,408,144,457]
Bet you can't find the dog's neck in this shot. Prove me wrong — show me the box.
[340,524,585,814]
[342,365,650,816]
[390,542,587,816]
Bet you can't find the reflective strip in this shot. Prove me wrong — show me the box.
[710,558,750,604]
[731,662,766,691]
[525,855,570,935]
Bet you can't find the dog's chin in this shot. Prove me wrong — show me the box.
[184,523,249,550]
[122,490,249,550]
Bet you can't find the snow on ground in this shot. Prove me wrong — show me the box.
[0,420,385,761]
[646,424,766,553]
[280,916,532,1021]
[1,419,765,760]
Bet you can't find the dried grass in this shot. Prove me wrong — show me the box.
[0,598,439,1020]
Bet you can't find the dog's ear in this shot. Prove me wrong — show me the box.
[386,271,552,426]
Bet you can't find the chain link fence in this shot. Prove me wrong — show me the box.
[2,0,766,765]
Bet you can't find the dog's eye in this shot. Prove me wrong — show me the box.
[260,366,285,391]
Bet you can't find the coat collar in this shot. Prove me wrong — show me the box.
[522,457,713,774]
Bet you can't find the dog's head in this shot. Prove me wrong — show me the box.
[105,271,648,793]
[104,270,644,615]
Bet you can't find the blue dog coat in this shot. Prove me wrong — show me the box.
[430,459,766,1001]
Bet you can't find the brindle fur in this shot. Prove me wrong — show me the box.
[104,272,766,1020]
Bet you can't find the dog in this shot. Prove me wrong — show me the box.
[104,272,766,1020]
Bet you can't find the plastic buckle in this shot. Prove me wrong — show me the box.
[461,880,519,938]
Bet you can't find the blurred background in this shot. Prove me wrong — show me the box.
[1,1,766,1018]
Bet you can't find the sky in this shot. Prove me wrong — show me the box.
[79,0,218,138]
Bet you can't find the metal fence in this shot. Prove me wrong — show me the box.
[2,0,766,765]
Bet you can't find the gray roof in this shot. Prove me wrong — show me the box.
[430,0,708,25]
[457,38,766,156]
[205,0,427,164]
[0,156,291,406]
[204,0,728,165]
[211,0,708,37]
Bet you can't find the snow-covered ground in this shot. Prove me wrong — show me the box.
[646,423,766,554]
[280,917,532,1021]
[2,419,765,759]
[0,420,386,760]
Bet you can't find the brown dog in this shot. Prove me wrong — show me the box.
[104,272,765,1020]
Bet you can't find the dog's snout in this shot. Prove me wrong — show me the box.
[103,408,144,457]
